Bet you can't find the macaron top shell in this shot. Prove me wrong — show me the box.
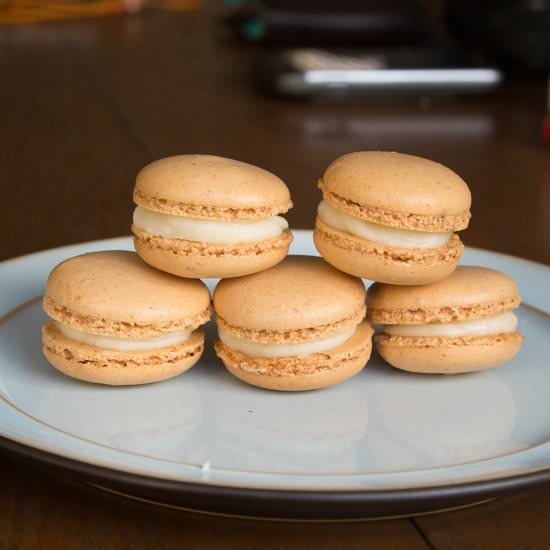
[214,255,366,336]
[319,151,471,231]
[367,266,521,325]
[134,155,292,220]
[44,251,211,336]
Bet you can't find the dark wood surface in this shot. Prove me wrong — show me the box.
[1,5,550,549]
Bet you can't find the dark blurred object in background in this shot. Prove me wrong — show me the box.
[447,0,550,74]
[253,48,502,98]
[223,0,508,99]
[225,0,505,99]
[224,0,433,47]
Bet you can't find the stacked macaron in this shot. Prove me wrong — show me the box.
[132,155,293,279]
[314,151,471,285]
[41,149,523,388]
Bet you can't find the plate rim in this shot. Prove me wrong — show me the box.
[2,434,550,519]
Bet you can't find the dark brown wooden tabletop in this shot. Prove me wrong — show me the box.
[1,4,550,549]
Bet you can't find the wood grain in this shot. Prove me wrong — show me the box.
[1,8,549,264]
[0,19,151,260]
[415,489,550,549]
[0,455,430,550]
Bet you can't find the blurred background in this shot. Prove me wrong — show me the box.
[1,0,549,264]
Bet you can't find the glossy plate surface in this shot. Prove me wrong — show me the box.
[1,231,549,517]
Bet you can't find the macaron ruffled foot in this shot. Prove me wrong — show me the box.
[213,256,374,391]
[367,266,524,374]
[41,251,211,385]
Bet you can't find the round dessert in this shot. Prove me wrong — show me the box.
[367,266,524,374]
[313,151,471,285]
[41,251,211,385]
[132,155,293,279]
[213,256,373,391]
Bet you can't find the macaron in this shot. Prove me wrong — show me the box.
[313,151,472,285]
[367,266,524,374]
[132,155,293,279]
[41,251,211,385]
[213,255,373,391]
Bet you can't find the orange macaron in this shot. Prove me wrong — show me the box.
[132,155,293,279]
[314,151,471,285]
[213,255,373,391]
[42,251,211,385]
[367,266,524,374]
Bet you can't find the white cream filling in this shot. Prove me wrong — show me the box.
[57,322,191,352]
[317,200,451,249]
[219,327,356,358]
[383,312,518,338]
[133,206,288,244]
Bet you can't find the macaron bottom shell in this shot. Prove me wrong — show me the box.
[313,219,463,285]
[214,320,374,391]
[41,321,205,385]
[375,332,524,374]
[133,228,293,279]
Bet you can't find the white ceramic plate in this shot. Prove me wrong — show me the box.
[1,231,549,519]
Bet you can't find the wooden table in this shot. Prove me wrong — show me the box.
[1,6,550,549]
